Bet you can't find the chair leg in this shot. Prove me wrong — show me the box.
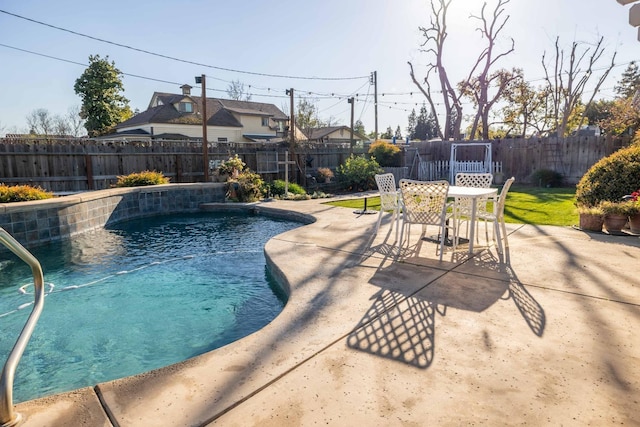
[375,210,383,234]
[494,219,503,254]
[500,219,509,251]
[391,210,398,232]
[438,223,445,261]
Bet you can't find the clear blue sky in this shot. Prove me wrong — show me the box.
[0,0,637,136]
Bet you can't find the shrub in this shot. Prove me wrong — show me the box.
[337,154,383,191]
[316,167,334,181]
[218,155,245,176]
[599,200,640,216]
[531,169,563,187]
[115,171,169,187]
[0,184,54,203]
[575,144,640,206]
[269,179,307,197]
[226,171,264,202]
[368,140,401,167]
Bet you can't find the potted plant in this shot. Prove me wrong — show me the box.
[316,167,334,183]
[576,204,604,232]
[600,200,638,235]
[627,190,640,234]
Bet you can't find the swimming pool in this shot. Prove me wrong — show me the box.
[0,211,300,403]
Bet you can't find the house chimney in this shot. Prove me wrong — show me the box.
[180,84,192,96]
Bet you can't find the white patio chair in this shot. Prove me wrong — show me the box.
[398,179,456,261]
[374,173,401,240]
[475,177,515,254]
[454,172,493,243]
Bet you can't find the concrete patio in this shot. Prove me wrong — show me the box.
[13,196,640,426]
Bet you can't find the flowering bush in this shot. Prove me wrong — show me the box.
[218,155,245,176]
[115,171,169,187]
[0,184,53,203]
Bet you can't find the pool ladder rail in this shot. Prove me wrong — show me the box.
[0,228,45,427]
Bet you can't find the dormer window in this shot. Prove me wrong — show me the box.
[178,102,193,113]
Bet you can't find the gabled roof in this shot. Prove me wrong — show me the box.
[305,126,367,141]
[116,93,288,130]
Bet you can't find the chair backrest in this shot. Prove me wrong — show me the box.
[375,173,399,211]
[399,179,449,225]
[455,173,493,188]
[495,177,515,219]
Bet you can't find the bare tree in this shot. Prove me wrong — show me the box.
[66,105,86,137]
[458,0,516,140]
[226,79,252,101]
[542,36,616,136]
[52,115,72,136]
[409,0,514,140]
[408,0,462,140]
[26,108,54,135]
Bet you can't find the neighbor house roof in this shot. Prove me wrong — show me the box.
[116,93,288,130]
[305,126,367,141]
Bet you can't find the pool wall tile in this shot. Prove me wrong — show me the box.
[0,183,225,253]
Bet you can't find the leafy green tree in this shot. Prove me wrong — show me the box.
[406,109,417,138]
[74,55,132,136]
[354,119,365,136]
[614,61,640,99]
[584,99,614,127]
[295,98,321,133]
[598,98,640,136]
[380,126,393,139]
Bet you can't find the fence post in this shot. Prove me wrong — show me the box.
[175,154,182,183]
[85,154,94,190]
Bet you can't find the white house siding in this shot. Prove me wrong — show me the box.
[117,124,243,141]
[235,115,271,134]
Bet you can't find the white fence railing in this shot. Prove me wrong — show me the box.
[418,161,503,183]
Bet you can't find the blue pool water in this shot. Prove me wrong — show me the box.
[0,212,300,403]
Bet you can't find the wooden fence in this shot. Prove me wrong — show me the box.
[404,135,630,185]
[0,135,632,192]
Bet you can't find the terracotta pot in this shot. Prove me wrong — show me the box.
[603,214,628,235]
[629,214,640,234]
[579,213,603,232]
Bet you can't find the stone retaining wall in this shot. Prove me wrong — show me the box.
[0,183,226,251]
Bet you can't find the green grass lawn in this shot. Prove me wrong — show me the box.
[325,186,578,227]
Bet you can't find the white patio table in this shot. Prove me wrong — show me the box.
[448,185,498,254]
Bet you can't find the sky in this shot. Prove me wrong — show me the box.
[0,0,638,137]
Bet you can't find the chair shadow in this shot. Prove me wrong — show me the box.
[346,289,438,369]
[348,244,545,369]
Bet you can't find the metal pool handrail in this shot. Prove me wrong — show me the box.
[0,228,45,427]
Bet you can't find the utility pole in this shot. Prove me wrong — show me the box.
[285,88,296,184]
[195,74,209,182]
[286,88,295,150]
[348,97,355,155]
[371,71,378,140]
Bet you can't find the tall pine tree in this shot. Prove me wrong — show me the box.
[615,61,640,99]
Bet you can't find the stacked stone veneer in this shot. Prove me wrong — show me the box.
[0,183,225,251]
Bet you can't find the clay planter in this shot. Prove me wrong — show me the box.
[629,214,640,234]
[579,213,604,232]
[603,214,628,235]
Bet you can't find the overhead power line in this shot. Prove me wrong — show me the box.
[0,9,369,82]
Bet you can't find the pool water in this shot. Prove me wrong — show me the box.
[0,212,299,403]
